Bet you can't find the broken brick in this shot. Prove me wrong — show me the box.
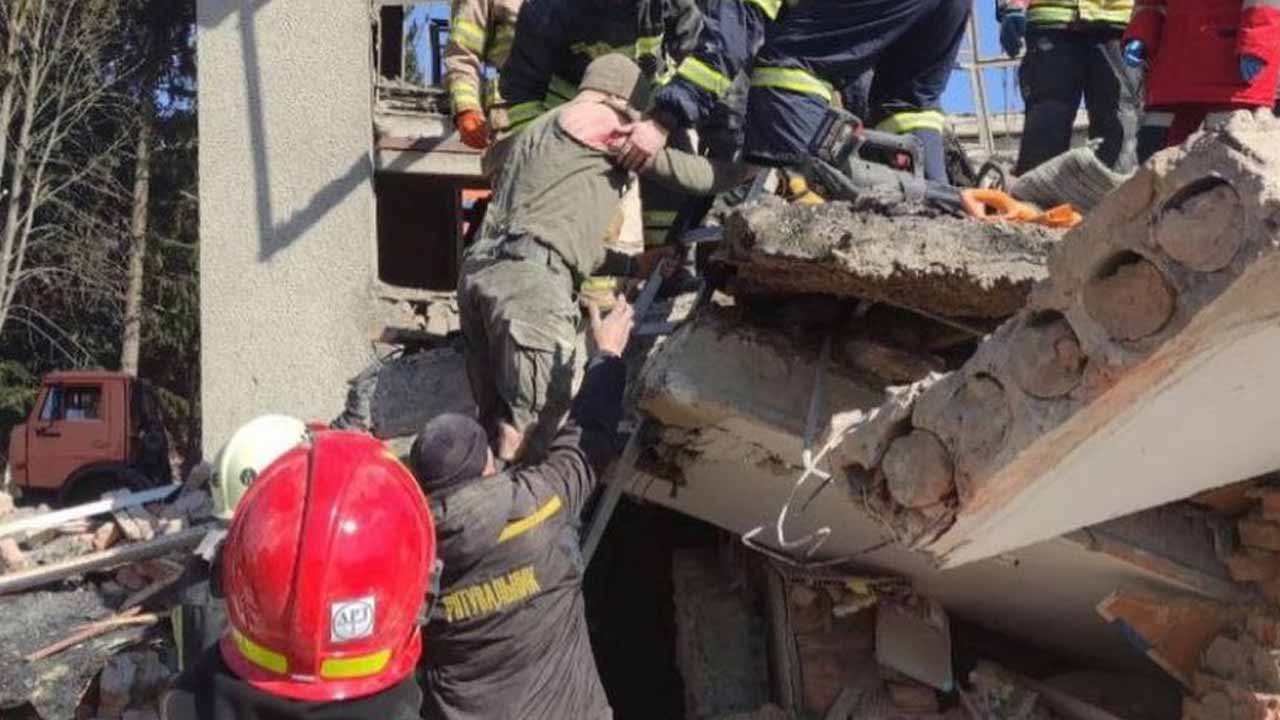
[1225,548,1280,583]
[888,682,939,712]
[1240,515,1280,553]
[92,521,122,551]
[0,537,30,572]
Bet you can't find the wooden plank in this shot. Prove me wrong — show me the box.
[0,527,205,596]
[24,609,159,662]
[1095,590,1240,689]
[0,485,178,541]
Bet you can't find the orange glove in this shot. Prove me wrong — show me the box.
[960,188,1082,229]
[455,109,489,150]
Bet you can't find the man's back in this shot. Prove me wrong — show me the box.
[419,356,628,720]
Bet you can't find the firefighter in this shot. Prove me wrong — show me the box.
[458,54,750,464]
[444,0,521,153]
[166,414,308,672]
[159,431,438,720]
[1123,0,1280,162]
[411,290,635,720]
[618,0,971,184]
[997,0,1139,175]
[485,0,705,307]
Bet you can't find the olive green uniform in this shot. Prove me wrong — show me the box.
[459,100,746,460]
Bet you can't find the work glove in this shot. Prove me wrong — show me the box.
[1000,9,1027,59]
[1241,54,1266,83]
[1122,40,1145,68]
[455,109,489,150]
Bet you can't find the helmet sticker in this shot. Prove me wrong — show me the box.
[240,468,257,486]
[331,596,376,643]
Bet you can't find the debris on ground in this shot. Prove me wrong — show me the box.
[0,482,213,718]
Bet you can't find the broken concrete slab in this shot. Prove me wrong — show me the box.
[723,195,1061,318]
[826,110,1280,567]
[332,343,476,439]
[630,306,1245,668]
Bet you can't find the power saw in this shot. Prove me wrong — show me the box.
[804,106,965,213]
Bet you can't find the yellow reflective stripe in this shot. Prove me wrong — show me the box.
[744,0,782,20]
[643,210,678,226]
[644,229,670,247]
[498,495,563,543]
[233,629,288,675]
[636,34,663,57]
[451,82,482,110]
[545,74,576,106]
[876,110,946,134]
[572,40,632,59]
[490,40,513,64]
[321,650,393,679]
[751,66,833,103]
[451,18,486,53]
[676,57,733,97]
[507,101,545,128]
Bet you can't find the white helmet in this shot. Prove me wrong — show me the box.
[211,415,307,520]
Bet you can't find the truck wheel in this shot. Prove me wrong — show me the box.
[58,469,150,506]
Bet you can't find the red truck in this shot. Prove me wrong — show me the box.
[4,371,171,504]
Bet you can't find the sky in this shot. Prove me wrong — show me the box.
[405,0,1024,116]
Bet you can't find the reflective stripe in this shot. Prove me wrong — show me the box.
[1244,0,1280,9]
[644,229,670,247]
[876,110,946,134]
[547,74,578,104]
[572,40,626,59]
[744,0,783,20]
[1143,111,1174,128]
[751,66,833,103]
[451,18,486,53]
[580,276,621,293]
[498,495,563,543]
[233,629,288,675]
[451,82,482,110]
[1026,0,1132,25]
[644,210,678,226]
[321,650,393,679]
[636,34,663,58]
[507,101,545,129]
[676,57,734,97]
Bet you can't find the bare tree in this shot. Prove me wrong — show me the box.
[0,0,131,354]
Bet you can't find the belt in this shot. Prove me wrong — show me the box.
[470,234,577,295]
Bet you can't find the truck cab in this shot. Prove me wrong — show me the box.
[5,371,171,503]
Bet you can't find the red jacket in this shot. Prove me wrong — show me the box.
[1124,0,1280,107]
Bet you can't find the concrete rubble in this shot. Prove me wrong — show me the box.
[617,111,1280,719]
[0,484,213,718]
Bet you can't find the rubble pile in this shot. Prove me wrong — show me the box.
[826,111,1280,552]
[0,485,214,719]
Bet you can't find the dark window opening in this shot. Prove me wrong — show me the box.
[41,385,103,422]
[376,173,472,291]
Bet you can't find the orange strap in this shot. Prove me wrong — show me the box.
[961,189,1082,229]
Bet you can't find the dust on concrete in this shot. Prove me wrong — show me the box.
[724,196,1061,318]
[0,586,148,719]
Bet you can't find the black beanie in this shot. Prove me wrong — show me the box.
[410,413,490,494]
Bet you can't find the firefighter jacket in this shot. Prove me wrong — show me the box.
[995,0,1134,29]
[493,0,701,132]
[1125,0,1280,107]
[419,355,627,720]
[650,0,773,132]
[445,0,524,115]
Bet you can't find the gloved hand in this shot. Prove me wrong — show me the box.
[1000,9,1027,59]
[1241,54,1266,83]
[1122,39,1145,68]
[455,109,489,150]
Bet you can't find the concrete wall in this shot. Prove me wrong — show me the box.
[198,0,378,451]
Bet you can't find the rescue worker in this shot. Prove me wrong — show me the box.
[997,0,1139,175]
[489,0,705,309]
[159,430,438,719]
[1123,0,1280,162]
[167,415,308,672]
[444,0,521,152]
[459,53,750,464]
[619,0,972,184]
[411,290,635,720]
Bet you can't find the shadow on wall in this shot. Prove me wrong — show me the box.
[199,0,374,262]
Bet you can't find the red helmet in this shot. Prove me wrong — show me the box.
[219,430,437,702]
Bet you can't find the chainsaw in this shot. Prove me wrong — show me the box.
[804,106,965,213]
